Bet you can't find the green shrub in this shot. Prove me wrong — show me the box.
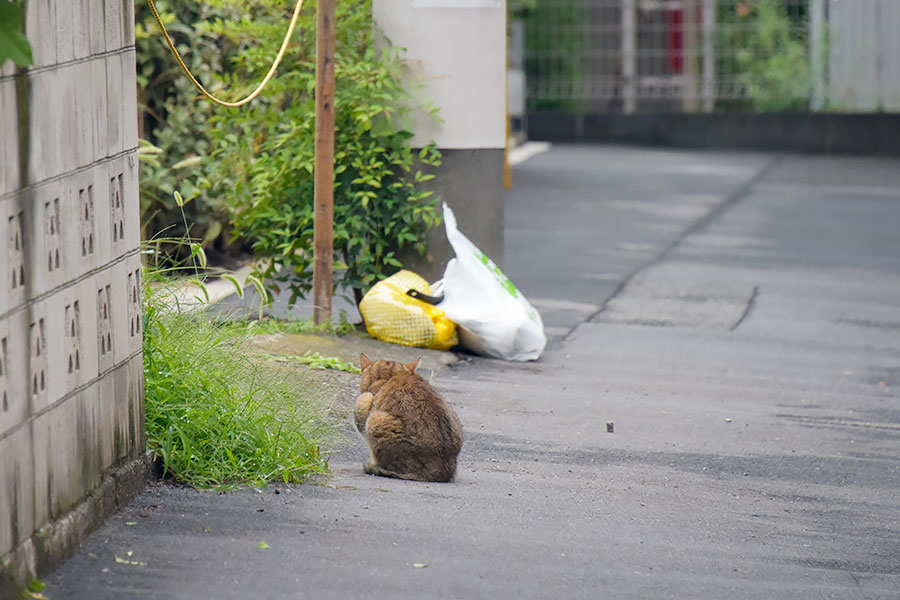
[202,0,441,306]
[521,0,586,112]
[135,1,233,251]
[142,264,337,488]
[717,0,813,112]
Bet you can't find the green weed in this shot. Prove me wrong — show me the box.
[249,315,357,337]
[142,269,337,489]
[274,352,361,374]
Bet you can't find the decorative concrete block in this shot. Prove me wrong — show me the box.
[62,169,99,280]
[4,196,28,310]
[105,55,124,157]
[95,272,115,375]
[0,318,13,436]
[125,254,142,357]
[107,158,127,257]
[25,180,63,298]
[122,152,139,249]
[0,80,20,196]
[62,285,89,394]
[75,277,100,385]
[25,308,48,417]
[25,0,56,69]
[90,58,109,161]
[21,294,67,415]
[110,259,131,366]
[0,311,26,438]
[90,164,113,269]
[0,207,7,315]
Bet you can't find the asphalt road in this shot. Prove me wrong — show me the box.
[45,145,900,599]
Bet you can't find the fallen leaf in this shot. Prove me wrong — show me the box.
[114,555,146,566]
[125,522,137,526]
[258,541,269,549]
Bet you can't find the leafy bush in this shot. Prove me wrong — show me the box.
[521,0,585,112]
[202,0,441,305]
[0,0,33,68]
[717,0,813,112]
[135,1,233,251]
[142,260,337,488]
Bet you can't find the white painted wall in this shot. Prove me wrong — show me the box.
[828,0,900,111]
[373,0,507,149]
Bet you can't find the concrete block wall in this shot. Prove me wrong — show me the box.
[0,1,146,593]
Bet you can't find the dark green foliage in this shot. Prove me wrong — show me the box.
[522,0,586,112]
[204,0,441,305]
[135,1,233,250]
[0,0,32,68]
[717,0,813,112]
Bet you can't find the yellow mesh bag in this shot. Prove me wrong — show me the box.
[359,270,458,351]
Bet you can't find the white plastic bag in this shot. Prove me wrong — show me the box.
[437,203,546,361]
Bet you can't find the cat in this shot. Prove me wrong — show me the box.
[354,354,463,482]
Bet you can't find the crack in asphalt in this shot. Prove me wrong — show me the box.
[565,155,785,342]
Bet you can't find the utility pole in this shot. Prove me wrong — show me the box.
[313,0,335,324]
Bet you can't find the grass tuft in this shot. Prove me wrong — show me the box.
[142,271,337,489]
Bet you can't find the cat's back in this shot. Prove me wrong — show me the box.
[376,370,462,451]
[375,369,445,416]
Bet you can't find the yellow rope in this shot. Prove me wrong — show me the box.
[144,0,305,107]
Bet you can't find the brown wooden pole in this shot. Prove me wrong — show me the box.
[313,0,335,324]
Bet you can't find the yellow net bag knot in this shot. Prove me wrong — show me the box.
[359,270,458,351]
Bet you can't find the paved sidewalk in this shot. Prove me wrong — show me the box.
[46,145,900,599]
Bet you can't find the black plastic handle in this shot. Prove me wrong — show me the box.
[406,289,444,305]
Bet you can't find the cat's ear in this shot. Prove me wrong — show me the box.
[360,353,372,370]
[404,357,421,373]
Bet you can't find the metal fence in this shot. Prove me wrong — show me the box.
[514,0,900,114]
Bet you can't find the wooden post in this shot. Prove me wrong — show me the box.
[313,0,335,325]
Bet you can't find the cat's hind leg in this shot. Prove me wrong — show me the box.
[354,392,375,434]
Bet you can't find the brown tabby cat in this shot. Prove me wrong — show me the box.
[355,354,463,482]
